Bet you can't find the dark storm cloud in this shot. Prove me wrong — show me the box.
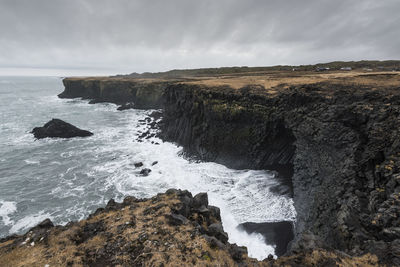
[0,0,399,75]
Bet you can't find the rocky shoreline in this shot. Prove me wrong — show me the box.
[0,190,255,266]
[2,70,400,266]
[0,190,380,266]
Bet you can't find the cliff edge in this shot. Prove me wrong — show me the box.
[0,190,380,266]
[29,68,400,265]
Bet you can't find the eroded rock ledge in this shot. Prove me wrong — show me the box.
[0,190,380,266]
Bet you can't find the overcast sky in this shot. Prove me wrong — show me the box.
[0,0,399,76]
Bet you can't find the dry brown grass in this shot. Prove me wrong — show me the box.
[0,194,260,267]
[65,71,400,96]
[183,71,400,91]
[272,249,381,267]
[0,191,387,266]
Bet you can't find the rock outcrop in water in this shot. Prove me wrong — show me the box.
[31,119,93,139]
[0,190,380,266]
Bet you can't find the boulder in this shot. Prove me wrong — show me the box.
[166,213,188,226]
[140,168,152,176]
[193,193,208,209]
[31,119,93,139]
[207,223,229,243]
[134,162,143,168]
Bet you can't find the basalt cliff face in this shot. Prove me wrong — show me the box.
[44,71,400,265]
[161,81,400,265]
[60,78,171,109]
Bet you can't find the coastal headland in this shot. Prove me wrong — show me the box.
[2,61,400,266]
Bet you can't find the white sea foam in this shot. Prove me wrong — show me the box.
[0,78,296,260]
[10,211,52,234]
[24,159,40,165]
[0,201,17,226]
[93,113,296,259]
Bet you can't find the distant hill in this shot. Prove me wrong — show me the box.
[115,60,400,79]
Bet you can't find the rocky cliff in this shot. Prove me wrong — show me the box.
[51,71,400,265]
[59,78,172,109]
[161,78,400,265]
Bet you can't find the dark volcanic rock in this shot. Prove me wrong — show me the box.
[139,168,151,176]
[166,213,188,225]
[31,119,93,139]
[59,78,171,109]
[160,81,400,265]
[193,192,208,209]
[239,221,294,257]
[134,162,143,168]
[207,223,229,243]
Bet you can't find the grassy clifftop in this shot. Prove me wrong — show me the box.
[120,60,400,79]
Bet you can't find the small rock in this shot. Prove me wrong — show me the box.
[37,219,54,229]
[140,168,152,176]
[134,162,143,168]
[105,199,121,211]
[166,213,188,226]
[203,235,226,249]
[229,244,247,261]
[193,192,208,209]
[207,223,229,243]
[208,206,221,221]
[122,196,138,206]
[152,161,158,166]
[149,111,163,120]
[139,233,148,242]
[166,189,179,195]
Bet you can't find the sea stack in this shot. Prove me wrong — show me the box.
[31,119,93,139]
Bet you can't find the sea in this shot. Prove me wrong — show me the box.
[0,76,296,259]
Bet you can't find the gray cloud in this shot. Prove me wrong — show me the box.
[0,0,399,75]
